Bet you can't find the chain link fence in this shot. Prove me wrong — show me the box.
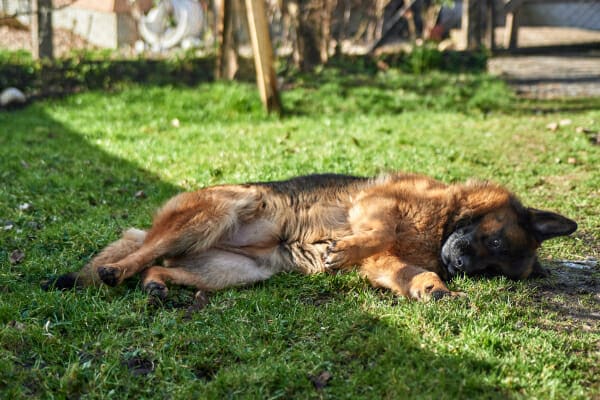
[1,1,600,57]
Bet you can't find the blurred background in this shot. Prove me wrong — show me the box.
[1,1,599,59]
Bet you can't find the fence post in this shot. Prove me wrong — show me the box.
[216,0,239,80]
[503,0,523,50]
[485,0,496,52]
[31,0,53,59]
[244,0,282,114]
[461,0,482,50]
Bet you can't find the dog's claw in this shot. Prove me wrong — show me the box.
[97,265,121,287]
[323,240,345,269]
[144,281,168,299]
[431,290,466,301]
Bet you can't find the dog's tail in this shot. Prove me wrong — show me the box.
[43,228,147,290]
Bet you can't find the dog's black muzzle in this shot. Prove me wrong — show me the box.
[441,224,479,277]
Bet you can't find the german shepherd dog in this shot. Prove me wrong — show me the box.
[50,173,577,301]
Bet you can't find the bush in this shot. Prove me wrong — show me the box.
[0,50,216,97]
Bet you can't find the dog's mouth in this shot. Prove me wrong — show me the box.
[441,230,468,277]
[440,226,491,278]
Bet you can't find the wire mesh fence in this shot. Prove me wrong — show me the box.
[1,1,600,58]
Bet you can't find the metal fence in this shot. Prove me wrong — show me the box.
[492,0,600,51]
[1,1,600,57]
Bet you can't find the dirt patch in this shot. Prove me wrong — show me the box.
[532,259,599,332]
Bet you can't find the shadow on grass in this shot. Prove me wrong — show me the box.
[169,276,514,399]
[0,104,180,286]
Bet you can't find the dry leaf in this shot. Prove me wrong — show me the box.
[9,249,25,265]
[309,371,332,390]
[184,291,210,319]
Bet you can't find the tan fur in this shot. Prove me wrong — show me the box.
[52,172,576,300]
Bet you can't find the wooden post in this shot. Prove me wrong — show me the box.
[244,0,282,114]
[504,0,523,50]
[504,12,520,50]
[215,0,239,80]
[31,0,53,59]
[461,0,482,50]
[485,0,496,52]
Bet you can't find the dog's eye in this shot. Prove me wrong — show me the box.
[490,239,502,248]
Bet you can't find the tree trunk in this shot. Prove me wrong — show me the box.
[287,0,323,71]
[31,0,53,59]
[245,0,282,114]
[216,0,239,80]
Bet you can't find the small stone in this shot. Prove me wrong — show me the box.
[18,203,32,211]
[559,119,572,127]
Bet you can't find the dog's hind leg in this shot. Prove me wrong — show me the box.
[141,250,275,298]
[97,187,265,286]
[43,228,147,290]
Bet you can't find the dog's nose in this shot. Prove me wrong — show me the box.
[455,255,470,271]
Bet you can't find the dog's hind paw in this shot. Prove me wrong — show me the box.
[97,265,122,287]
[41,273,78,291]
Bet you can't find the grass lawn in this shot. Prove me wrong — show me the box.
[0,67,599,399]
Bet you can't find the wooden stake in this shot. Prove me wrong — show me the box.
[216,0,239,80]
[244,0,282,114]
[31,0,53,59]
[461,0,482,50]
[503,0,523,50]
[504,11,520,50]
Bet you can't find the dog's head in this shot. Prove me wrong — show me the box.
[441,184,577,279]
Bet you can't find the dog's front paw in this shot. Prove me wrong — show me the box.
[409,272,466,301]
[97,265,122,287]
[144,281,168,300]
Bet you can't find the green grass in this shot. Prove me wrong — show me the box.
[0,68,599,399]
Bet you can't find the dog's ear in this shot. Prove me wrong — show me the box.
[527,208,577,242]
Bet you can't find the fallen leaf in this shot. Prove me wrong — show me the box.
[9,250,25,265]
[309,371,332,390]
[184,291,210,319]
[376,59,390,71]
[8,320,25,330]
[124,356,155,376]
